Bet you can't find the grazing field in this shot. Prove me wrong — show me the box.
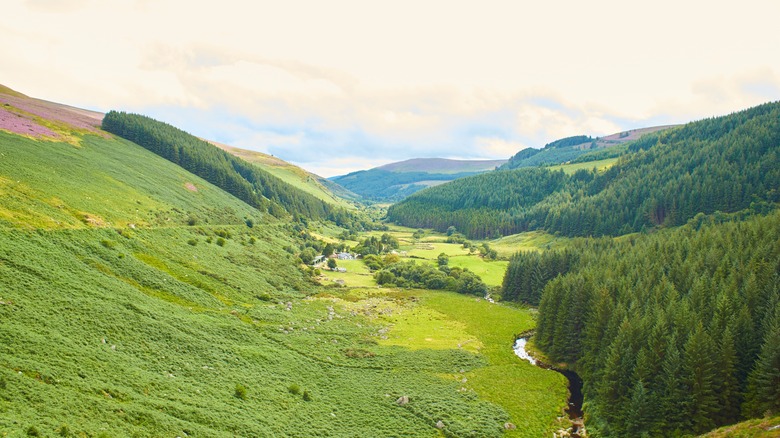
[448,256,508,287]
[545,157,619,174]
[380,291,569,436]
[488,230,570,258]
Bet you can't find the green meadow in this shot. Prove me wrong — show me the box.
[544,157,619,175]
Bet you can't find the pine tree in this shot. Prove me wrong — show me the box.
[743,312,780,417]
[683,323,718,434]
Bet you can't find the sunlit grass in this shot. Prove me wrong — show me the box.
[448,256,508,287]
[545,157,619,174]
[488,230,570,258]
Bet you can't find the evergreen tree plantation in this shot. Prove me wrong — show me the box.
[1,83,779,438]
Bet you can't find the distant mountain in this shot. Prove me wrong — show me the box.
[500,125,675,170]
[331,158,506,202]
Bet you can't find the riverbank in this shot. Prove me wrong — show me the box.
[513,336,586,437]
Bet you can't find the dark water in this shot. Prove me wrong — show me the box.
[513,337,584,436]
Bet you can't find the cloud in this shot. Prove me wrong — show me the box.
[25,0,90,13]
[5,1,780,177]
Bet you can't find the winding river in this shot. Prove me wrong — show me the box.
[513,337,585,437]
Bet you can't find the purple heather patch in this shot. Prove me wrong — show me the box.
[0,105,57,137]
[0,94,102,134]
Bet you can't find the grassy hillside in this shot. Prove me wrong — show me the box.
[331,158,506,202]
[212,142,360,207]
[0,87,570,436]
[698,416,780,437]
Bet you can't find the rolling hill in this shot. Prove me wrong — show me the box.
[0,85,567,437]
[330,157,506,202]
[388,102,780,238]
[499,125,675,170]
[211,141,361,208]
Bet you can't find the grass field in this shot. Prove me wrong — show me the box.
[448,256,508,287]
[379,291,569,436]
[488,230,570,258]
[545,157,619,175]
[698,416,780,437]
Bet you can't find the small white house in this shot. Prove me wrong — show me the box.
[336,252,354,260]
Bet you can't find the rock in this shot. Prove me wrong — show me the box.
[396,395,409,406]
[504,422,516,430]
[436,420,445,429]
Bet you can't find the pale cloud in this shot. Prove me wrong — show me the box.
[3,0,780,176]
[475,138,529,158]
[25,0,90,13]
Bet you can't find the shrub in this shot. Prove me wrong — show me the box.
[248,236,256,245]
[234,384,247,400]
[302,390,312,401]
[288,384,300,395]
[216,237,226,247]
[26,426,40,437]
[187,239,197,246]
[100,240,116,249]
[58,424,70,437]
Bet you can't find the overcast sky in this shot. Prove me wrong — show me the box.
[4,0,780,176]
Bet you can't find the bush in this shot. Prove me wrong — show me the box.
[58,424,70,437]
[288,384,301,395]
[302,390,312,401]
[26,426,40,437]
[216,237,226,247]
[187,239,197,246]
[248,236,256,245]
[234,384,247,400]
[100,240,116,249]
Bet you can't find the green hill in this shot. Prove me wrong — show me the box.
[499,125,674,170]
[388,102,780,238]
[212,141,361,208]
[331,158,506,202]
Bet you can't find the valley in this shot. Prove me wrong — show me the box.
[0,87,574,437]
[1,84,779,437]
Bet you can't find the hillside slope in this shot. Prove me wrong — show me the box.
[388,102,780,238]
[331,158,506,202]
[212,141,360,207]
[499,125,674,170]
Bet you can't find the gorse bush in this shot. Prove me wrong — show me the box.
[234,384,247,400]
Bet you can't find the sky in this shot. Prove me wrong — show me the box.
[3,0,780,177]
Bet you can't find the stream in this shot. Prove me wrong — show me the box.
[513,337,585,437]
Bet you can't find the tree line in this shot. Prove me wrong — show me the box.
[528,211,780,436]
[102,111,348,222]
